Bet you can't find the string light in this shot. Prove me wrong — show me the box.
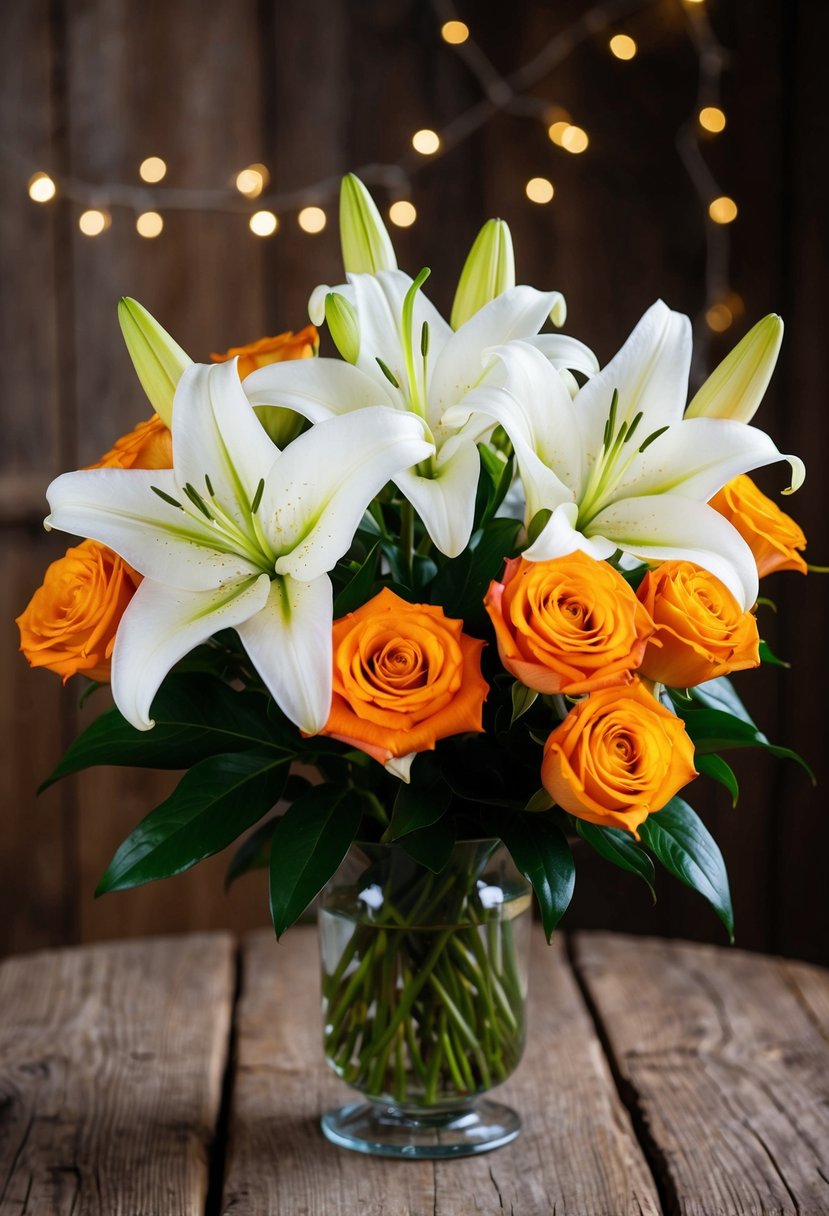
[136,211,164,238]
[699,106,726,133]
[249,210,278,237]
[27,172,56,202]
[525,177,554,204]
[560,125,589,154]
[440,20,469,44]
[389,200,417,227]
[609,34,637,60]
[412,128,441,155]
[708,195,738,224]
[139,157,167,184]
[235,164,269,198]
[547,121,571,146]
[78,209,110,236]
[298,206,326,233]
[705,302,733,332]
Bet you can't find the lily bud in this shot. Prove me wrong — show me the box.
[686,314,784,424]
[117,297,191,427]
[339,174,397,275]
[325,292,360,364]
[450,219,515,330]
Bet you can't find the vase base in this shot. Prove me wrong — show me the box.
[320,1098,521,1159]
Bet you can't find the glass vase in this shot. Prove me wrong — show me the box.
[318,838,532,1158]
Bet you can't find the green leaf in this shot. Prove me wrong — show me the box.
[388,765,452,839]
[268,786,363,937]
[398,815,456,872]
[677,705,814,780]
[42,675,288,791]
[759,639,790,668]
[695,753,739,805]
[574,820,656,899]
[526,508,552,546]
[333,543,379,616]
[476,447,514,528]
[511,681,538,725]
[97,750,288,894]
[495,814,575,941]
[683,676,755,726]
[524,788,554,812]
[430,516,521,626]
[225,816,280,888]
[639,797,734,940]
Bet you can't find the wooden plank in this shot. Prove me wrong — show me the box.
[221,925,661,1215]
[0,932,235,1213]
[573,932,829,1215]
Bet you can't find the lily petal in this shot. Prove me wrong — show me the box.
[589,495,759,609]
[523,501,617,563]
[244,357,394,423]
[349,270,453,390]
[46,468,261,590]
[525,333,600,378]
[395,434,481,558]
[112,573,271,730]
[268,407,434,580]
[236,575,334,734]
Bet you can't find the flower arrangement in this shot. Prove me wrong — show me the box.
[17,175,813,1145]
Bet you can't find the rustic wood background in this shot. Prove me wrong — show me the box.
[1,0,826,962]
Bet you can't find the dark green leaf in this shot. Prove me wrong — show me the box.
[268,786,363,937]
[333,543,379,616]
[42,675,288,791]
[225,816,280,888]
[526,508,552,546]
[683,676,756,726]
[429,516,521,625]
[398,815,456,873]
[759,639,790,668]
[639,797,734,940]
[695,753,739,805]
[511,681,538,725]
[496,814,575,941]
[476,447,514,528]
[97,750,288,894]
[678,705,814,780]
[388,766,452,839]
[574,820,656,899]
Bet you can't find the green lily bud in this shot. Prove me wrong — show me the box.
[324,292,361,364]
[117,297,191,426]
[450,219,515,330]
[339,174,397,275]
[685,314,783,424]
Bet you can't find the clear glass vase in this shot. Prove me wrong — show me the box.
[318,838,532,1158]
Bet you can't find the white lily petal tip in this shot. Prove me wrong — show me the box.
[549,293,567,327]
[308,283,330,326]
[385,752,416,782]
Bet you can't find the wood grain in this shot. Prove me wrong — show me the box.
[0,932,235,1214]
[221,925,661,1215]
[573,932,829,1216]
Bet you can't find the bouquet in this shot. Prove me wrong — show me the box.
[17,175,812,1135]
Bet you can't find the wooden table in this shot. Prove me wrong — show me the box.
[1,926,828,1215]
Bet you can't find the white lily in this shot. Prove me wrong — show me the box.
[44,359,433,734]
[444,301,804,610]
[117,297,192,426]
[247,268,597,557]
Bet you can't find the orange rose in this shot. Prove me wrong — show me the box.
[710,474,807,578]
[484,552,654,695]
[541,680,697,836]
[320,588,487,770]
[636,561,759,688]
[210,325,319,379]
[89,412,172,470]
[16,540,141,683]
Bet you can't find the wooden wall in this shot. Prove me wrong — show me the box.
[1,0,826,962]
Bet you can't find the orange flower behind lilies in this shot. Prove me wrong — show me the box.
[211,325,319,379]
[636,560,760,688]
[320,588,487,779]
[541,680,697,837]
[89,412,172,471]
[710,474,807,578]
[17,540,141,683]
[485,551,653,695]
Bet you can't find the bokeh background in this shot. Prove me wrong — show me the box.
[1,0,826,961]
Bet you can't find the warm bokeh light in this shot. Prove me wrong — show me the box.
[706,302,733,332]
[139,157,167,184]
[699,106,726,133]
[235,164,269,198]
[249,210,278,237]
[389,200,417,227]
[724,290,744,318]
[412,128,441,155]
[561,125,589,154]
[525,177,554,204]
[136,211,164,238]
[78,209,110,237]
[547,121,571,146]
[709,195,738,224]
[298,206,326,234]
[609,34,637,60]
[28,172,56,203]
[441,20,469,45]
